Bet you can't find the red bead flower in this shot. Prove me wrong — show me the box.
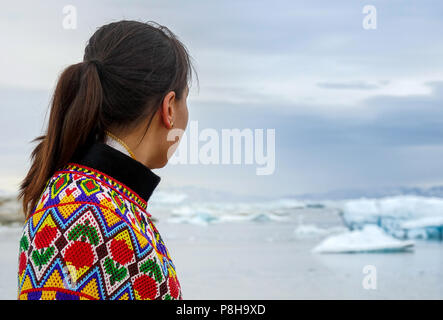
[168,276,179,299]
[133,275,157,300]
[34,225,57,249]
[18,252,27,275]
[110,239,133,265]
[64,241,94,269]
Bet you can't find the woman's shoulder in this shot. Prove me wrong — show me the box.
[29,163,148,222]
[18,164,183,300]
[23,163,152,253]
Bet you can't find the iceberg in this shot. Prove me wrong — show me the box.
[167,213,218,226]
[400,216,443,229]
[312,225,415,253]
[339,196,443,240]
[166,211,289,225]
[164,198,296,225]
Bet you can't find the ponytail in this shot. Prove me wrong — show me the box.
[17,60,103,218]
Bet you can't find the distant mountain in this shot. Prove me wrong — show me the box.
[290,185,443,200]
[155,185,275,203]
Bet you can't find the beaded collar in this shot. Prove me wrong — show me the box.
[70,140,161,203]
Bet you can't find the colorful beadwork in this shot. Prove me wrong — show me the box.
[17,163,183,300]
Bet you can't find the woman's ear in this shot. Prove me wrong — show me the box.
[160,91,175,129]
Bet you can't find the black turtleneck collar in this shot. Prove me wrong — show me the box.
[70,140,161,203]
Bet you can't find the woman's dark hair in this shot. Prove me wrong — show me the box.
[17,20,198,218]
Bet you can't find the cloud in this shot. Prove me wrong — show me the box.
[317,81,387,90]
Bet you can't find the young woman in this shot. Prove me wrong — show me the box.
[16,20,197,300]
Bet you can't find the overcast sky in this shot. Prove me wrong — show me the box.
[1,0,443,198]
